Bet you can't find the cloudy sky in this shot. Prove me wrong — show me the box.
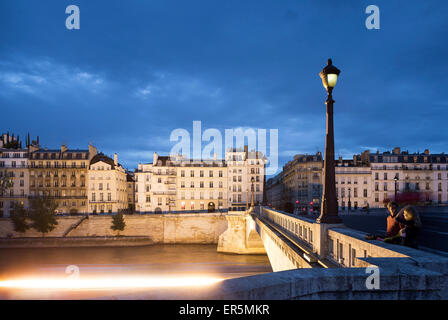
[1,1,447,176]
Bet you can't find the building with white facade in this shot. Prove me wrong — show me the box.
[134,146,267,213]
[267,147,448,211]
[88,153,128,214]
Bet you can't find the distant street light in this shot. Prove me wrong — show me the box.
[348,187,351,212]
[394,175,399,202]
[317,59,342,224]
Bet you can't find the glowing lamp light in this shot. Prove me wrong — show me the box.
[319,59,341,91]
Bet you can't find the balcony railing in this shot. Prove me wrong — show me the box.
[0,195,28,198]
[28,195,88,199]
[0,165,28,168]
[153,171,176,176]
[152,191,177,195]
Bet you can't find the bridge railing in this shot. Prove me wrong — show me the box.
[257,206,316,251]
[256,206,448,273]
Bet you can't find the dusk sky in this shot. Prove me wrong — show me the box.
[1,1,447,176]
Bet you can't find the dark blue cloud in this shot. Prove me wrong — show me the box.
[1,0,447,175]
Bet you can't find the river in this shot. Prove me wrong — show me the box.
[0,244,272,299]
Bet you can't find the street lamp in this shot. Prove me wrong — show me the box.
[317,59,342,224]
[348,187,351,212]
[250,177,255,208]
[394,175,399,202]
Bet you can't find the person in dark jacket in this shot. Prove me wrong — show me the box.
[384,205,421,248]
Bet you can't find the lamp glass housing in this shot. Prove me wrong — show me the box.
[319,59,341,91]
[327,74,338,88]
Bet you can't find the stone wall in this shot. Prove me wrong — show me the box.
[0,237,154,248]
[217,211,266,254]
[0,213,228,244]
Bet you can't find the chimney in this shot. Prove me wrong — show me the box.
[88,143,98,161]
[392,147,401,155]
[114,153,118,165]
[61,144,68,153]
[213,152,217,160]
[153,152,159,165]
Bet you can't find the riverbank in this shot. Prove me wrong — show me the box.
[0,213,228,244]
[0,236,154,248]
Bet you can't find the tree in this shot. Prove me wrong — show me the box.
[111,211,126,236]
[0,175,13,194]
[28,196,58,237]
[10,202,30,233]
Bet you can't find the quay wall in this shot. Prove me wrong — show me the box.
[0,213,228,245]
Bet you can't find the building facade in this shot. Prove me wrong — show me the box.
[267,148,448,211]
[335,157,372,210]
[267,152,323,213]
[126,171,136,212]
[135,147,266,213]
[265,172,283,210]
[88,153,128,214]
[28,144,98,214]
[0,133,30,217]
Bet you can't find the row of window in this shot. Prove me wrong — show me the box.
[0,161,26,167]
[180,181,222,188]
[30,190,86,197]
[91,193,113,202]
[31,181,85,188]
[337,188,368,198]
[180,170,224,177]
[30,161,86,168]
[30,153,88,160]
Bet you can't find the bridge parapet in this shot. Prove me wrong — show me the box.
[256,207,448,272]
[258,207,316,252]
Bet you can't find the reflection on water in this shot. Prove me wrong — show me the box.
[0,244,272,299]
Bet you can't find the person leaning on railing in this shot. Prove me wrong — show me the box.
[365,201,403,241]
[385,201,404,238]
[383,205,421,249]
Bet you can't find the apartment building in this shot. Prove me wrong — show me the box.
[88,153,128,214]
[28,144,98,214]
[135,147,266,213]
[0,134,30,217]
[265,172,283,210]
[267,147,448,211]
[226,147,267,210]
[335,158,372,210]
[126,172,136,212]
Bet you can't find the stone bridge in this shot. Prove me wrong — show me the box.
[215,206,448,299]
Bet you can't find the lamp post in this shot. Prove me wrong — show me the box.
[250,177,255,208]
[348,187,351,212]
[394,175,399,202]
[317,59,342,224]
